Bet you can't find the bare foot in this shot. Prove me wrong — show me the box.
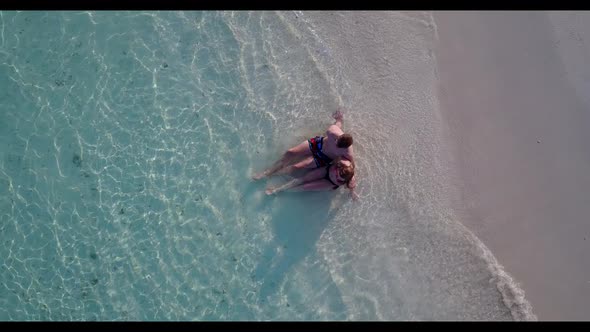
[265,187,276,195]
[252,171,267,181]
[332,109,344,120]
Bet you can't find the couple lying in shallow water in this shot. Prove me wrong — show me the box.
[253,110,359,201]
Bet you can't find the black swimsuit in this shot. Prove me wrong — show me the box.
[324,164,344,190]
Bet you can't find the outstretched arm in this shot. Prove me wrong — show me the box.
[332,109,344,128]
[347,175,360,201]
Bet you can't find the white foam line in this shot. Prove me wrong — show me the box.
[453,218,538,320]
[428,12,439,41]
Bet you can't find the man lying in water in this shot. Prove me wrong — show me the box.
[253,109,358,200]
[265,157,356,196]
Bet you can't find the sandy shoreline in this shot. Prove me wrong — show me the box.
[299,12,529,320]
[434,12,590,320]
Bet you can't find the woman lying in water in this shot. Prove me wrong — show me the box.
[265,157,358,200]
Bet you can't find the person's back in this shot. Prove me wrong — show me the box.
[322,113,354,162]
[323,110,358,200]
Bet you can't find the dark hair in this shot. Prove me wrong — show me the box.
[336,134,353,148]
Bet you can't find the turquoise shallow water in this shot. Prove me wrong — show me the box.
[0,11,350,321]
[0,11,534,320]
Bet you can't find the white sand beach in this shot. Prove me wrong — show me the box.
[433,11,590,320]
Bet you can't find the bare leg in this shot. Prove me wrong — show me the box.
[253,140,310,180]
[286,179,337,192]
[266,178,302,195]
[266,167,326,195]
[277,156,316,175]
